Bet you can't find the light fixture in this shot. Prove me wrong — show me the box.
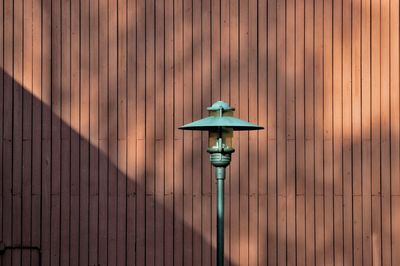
[179,100,263,266]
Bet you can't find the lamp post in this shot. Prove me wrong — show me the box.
[179,101,263,266]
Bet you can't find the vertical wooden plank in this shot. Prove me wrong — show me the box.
[295,0,305,263]
[89,0,99,264]
[352,0,363,263]
[98,0,109,265]
[22,0,33,264]
[381,0,391,261]
[315,196,325,265]
[334,194,344,265]
[155,137,165,264]
[371,0,381,197]
[145,0,155,263]
[286,0,296,261]
[211,0,220,102]
[314,0,324,261]
[361,0,372,262]
[221,0,229,103]
[229,0,240,264]
[118,0,127,142]
[343,0,353,261]
[391,0,400,197]
[79,0,90,264]
[353,197,363,265]
[60,0,71,265]
[334,191,344,266]
[42,140,51,266]
[88,1,100,264]
[296,195,305,266]
[31,0,42,264]
[164,0,174,263]
[392,197,400,265]
[117,0,127,264]
[1,122,11,266]
[69,46,80,266]
[372,196,381,266]
[314,0,324,203]
[332,0,343,199]
[361,70,373,263]
[323,0,334,265]
[108,0,118,264]
[136,0,146,263]
[60,133,70,266]
[21,149,31,265]
[126,0,137,264]
[155,0,165,264]
[248,0,258,264]
[174,0,184,264]
[183,0,193,264]
[276,0,287,261]
[267,0,277,262]
[352,0,362,197]
[239,0,249,264]
[98,139,109,265]
[304,0,315,263]
[334,196,344,266]
[371,0,381,262]
[323,0,334,262]
[3,0,13,265]
[258,0,268,264]
[41,0,52,264]
[172,134,183,266]
[12,0,23,264]
[61,0,71,138]
[70,0,80,264]
[295,0,305,198]
[192,0,202,264]
[117,141,127,266]
[333,0,343,262]
[50,0,62,264]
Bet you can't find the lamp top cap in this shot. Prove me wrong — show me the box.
[207,101,235,111]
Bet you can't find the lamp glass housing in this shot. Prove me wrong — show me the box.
[208,127,233,150]
[207,109,234,150]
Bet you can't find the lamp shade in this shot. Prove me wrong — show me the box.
[179,116,263,131]
[179,101,263,131]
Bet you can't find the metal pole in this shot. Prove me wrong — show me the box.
[216,167,225,266]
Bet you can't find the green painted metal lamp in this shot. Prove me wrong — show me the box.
[179,100,263,266]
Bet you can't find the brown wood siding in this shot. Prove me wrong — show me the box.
[1,0,399,265]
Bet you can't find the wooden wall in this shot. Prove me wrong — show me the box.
[0,0,399,265]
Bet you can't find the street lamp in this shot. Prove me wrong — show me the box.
[179,100,263,266]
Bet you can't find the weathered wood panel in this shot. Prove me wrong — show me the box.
[1,0,399,265]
